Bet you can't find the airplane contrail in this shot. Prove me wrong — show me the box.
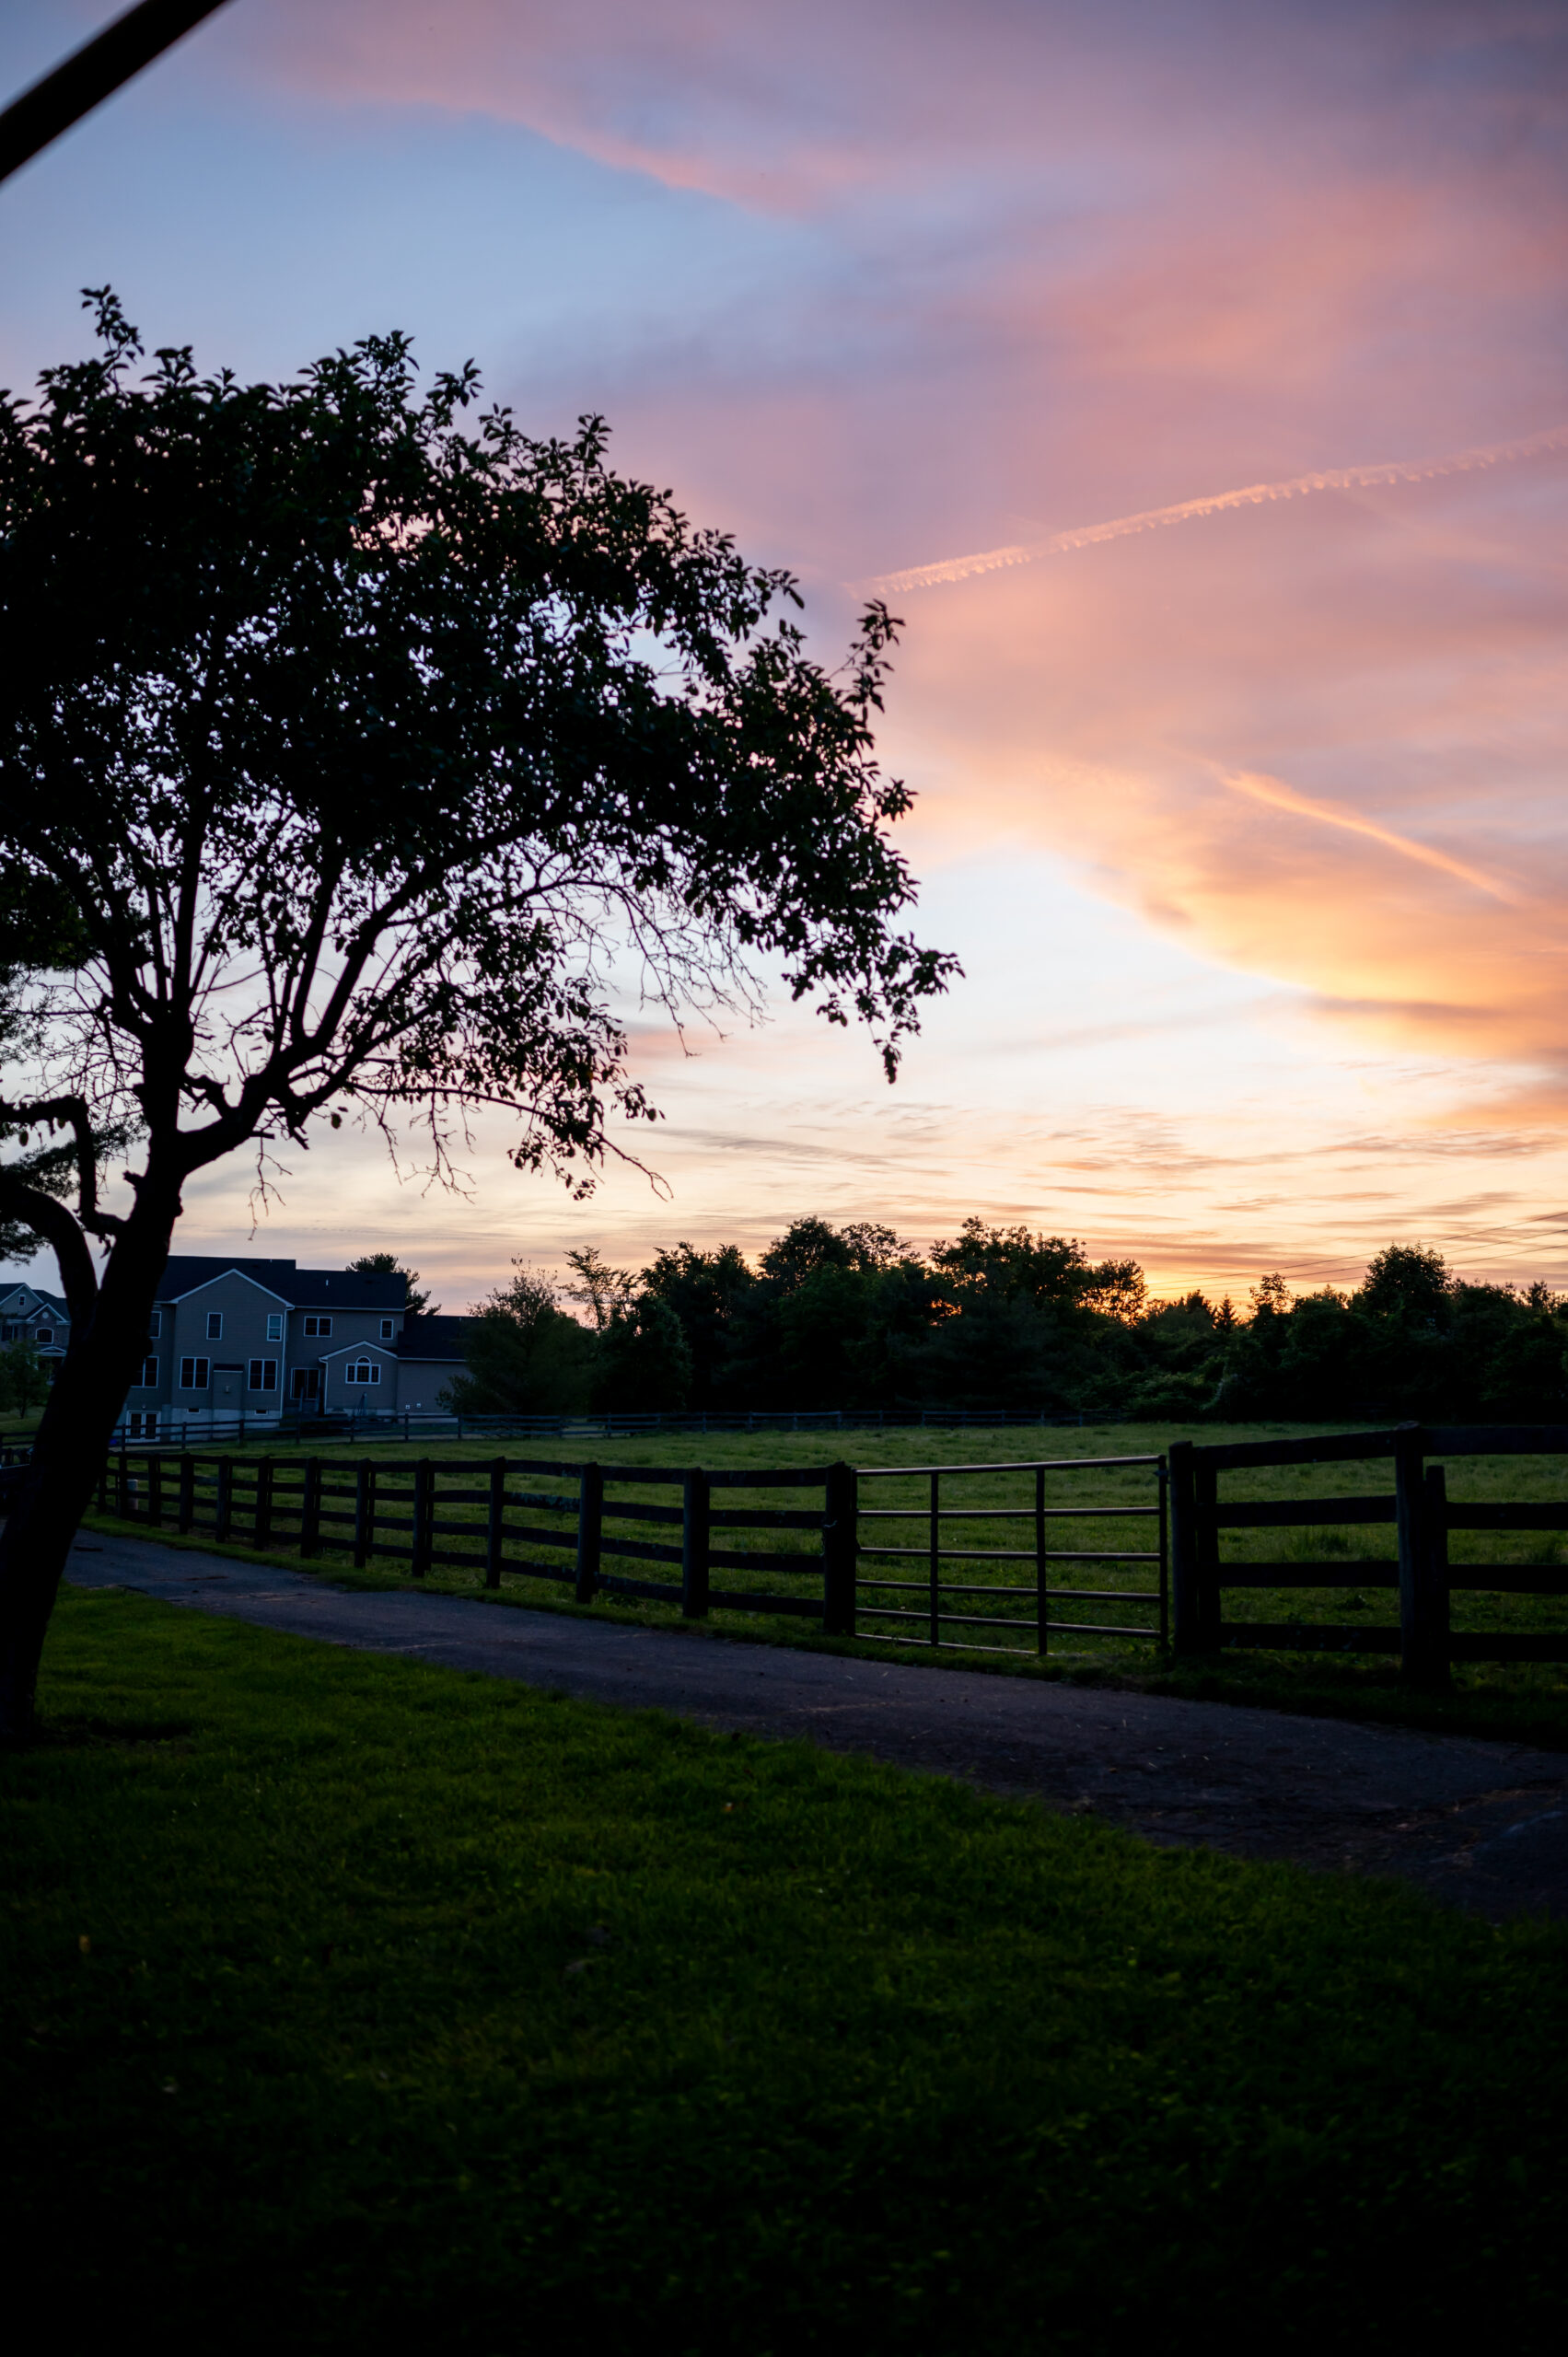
[1220,770,1523,905]
[866,422,1568,596]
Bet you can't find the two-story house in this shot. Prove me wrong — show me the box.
[0,1254,475,1434]
[118,1258,404,1437]
[110,1257,471,1436]
[0,1282,70,1381]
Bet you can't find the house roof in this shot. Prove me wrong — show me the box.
[0,1283,70,1321]
[166,1269,293,1308]
[395,1314,472,1364]
[155,1255,405,1310]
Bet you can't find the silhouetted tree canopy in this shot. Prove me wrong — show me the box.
[0,291,956,1736]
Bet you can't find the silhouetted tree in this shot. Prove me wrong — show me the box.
[0,293,955,1736]
[346,1252,438,1317]
[443,1263,594,1415]
[1356,1245,1452,1329]
[561,1246,635,1332]
[639,1242,755,1408]
[594,1296,692,1412]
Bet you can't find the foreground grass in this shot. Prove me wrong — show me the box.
[6,1589,1568,2351]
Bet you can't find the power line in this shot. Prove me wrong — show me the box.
[0,0,236,186]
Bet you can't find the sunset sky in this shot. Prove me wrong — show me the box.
[5,0,1568,1310]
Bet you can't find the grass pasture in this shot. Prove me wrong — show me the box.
[85,1420,1568,1744]
[7,1584,1568,2351]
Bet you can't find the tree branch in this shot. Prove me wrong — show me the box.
[0,1171,98,1329]
[0,1092,122,1237]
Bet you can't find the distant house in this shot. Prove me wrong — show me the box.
[0,1256,474,1438]
[0,1282,70,1380]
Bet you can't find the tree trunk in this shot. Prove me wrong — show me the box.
[0,1204,179,1742]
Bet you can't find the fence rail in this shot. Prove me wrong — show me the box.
[103,1406,1093,1450]
[1169,1425,1568,1683]
[854,1453,1167,1656]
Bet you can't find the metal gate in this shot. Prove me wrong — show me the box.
[852,1452,1167,1655]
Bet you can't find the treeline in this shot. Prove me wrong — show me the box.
[444,1223,1568,1423]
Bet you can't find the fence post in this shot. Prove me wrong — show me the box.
[117,1446,128,1519]
[1032,1463,1050,1655]
[1167,1441,1202,1652]
[148,1453,163,1530]
[1157,1459,1170,1654]
[354,1461,373,1569]
[300,1458,321,1559]
[682,1469,711,1619]
[412,1459,433,1577]
[485,1457,506,1590]
[1423,1464,1452,1684]
[575,1462,603,1603]
[215,1457,232,1544]
[178,1452,194,1536]
[1395,1428,1444,1686]
[1193,1459,1221,1647]
[254,1457,273,1552]
[822,1460,857,1635]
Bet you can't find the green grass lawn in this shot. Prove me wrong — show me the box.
[6,1585,1568,2352]
[88,1418,1568,1747]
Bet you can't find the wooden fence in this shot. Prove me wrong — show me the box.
[1169,1423,1568,1684]
[90,1446,1168,1654]
[96,1448,857,1629]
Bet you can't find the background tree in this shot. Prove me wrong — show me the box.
[561,1246,635,1332]
[0,293,956,1738]
[592,1296,692,1413]
[0,1340,48,1420]
[638,1242,754,1409]
[441,1262,594,1417]
[1249,1271,1292,1318]
[1356,1243,1453,1329]
[346,1252,439,1317]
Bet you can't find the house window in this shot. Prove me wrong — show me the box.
[266,1313,284,1341]
[303,1315,332,1338]
[139,1355,157,1387]
[344,1360,381,1386]
[380,1317,395,1341]
[126,1411,158,1441]
[290,1367,320,1401]
[179,1357,211,1390]
[35,1326,53,1346]
[248,1359,279,1392]
[206,1312,223,1341]
[148,1312,162,1339]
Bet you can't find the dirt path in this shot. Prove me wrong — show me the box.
[66,1531,1568,1920]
